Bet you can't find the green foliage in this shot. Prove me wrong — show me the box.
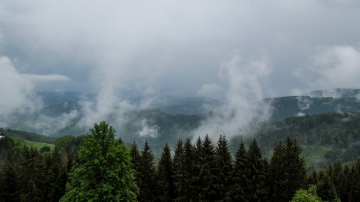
[256,112,360,170]
[291,185,322,202]
[54,135,85,162]
[60,121,138,201]
[40,146,51,153]
[12,137,54,151]
[0,128,56,144]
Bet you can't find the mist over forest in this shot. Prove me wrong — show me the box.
[1,0,360,201]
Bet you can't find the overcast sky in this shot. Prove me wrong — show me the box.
[1,0,360,100]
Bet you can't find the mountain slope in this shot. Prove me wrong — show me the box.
[254,112,360,170]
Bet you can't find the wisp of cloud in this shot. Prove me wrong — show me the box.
[193,52,273,141]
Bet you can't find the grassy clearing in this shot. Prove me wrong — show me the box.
[13,137,55,151]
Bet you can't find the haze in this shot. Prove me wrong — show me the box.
[1,0,360,138]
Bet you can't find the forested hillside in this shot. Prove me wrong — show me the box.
[253,112,360,170]
[1,122,359,201]
[5,90,360,138]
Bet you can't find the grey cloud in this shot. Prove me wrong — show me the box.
[23,74,70,82]
[1,0,360,138]
[1,1,360,97]
[294,45,360,93]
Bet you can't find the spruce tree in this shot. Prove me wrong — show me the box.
[231,139,248,201]
[60,121,138,201]
[183,138,194,201]
[191,136,203,201]
[173,139,185,201]
[328,161,345,200]
[214,135,233,201]
[199,135,217,201]
[316,174,339,202]
[2,152,19,202]
[350,160,360,201]
[130,141,142,197]
[246,138,268,201]
[282,137,306,201]
[17,147,46,202]
[269,141,286,201]
[43,148,67,202]
[138,140,159,202]
[157,143,175,202]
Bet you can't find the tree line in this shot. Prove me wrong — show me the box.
[1,121,360,201]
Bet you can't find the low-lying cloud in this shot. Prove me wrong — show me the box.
[0,56,40,121]
[193,52,272,140]
[0,56,71,128]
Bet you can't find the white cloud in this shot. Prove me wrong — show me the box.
[0,56,41,122]
[0,56,72,127]
[137,119,160,138]
[309,45,360,90]
[193,52,272,140]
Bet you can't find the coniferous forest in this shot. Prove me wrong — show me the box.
[1,121,360,201]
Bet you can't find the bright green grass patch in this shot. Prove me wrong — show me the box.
[13,137,55,151]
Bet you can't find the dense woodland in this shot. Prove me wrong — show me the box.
[1,121,360,201]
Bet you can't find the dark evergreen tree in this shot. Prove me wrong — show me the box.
[214,135,233,201]
[268,141,286,201]
[191,136,203,201]
[183,138,194,201]
[43,148,68,202]
[157,143,175,202]
[1,152,19,202]
[316,174,339,202]
[230,139,248,201]
[130,141,142,197]
[349,160,360,201]
[138,140,159,202]
[17,147,46,202]
[282,137,306,201]
[198,135,217,201]
[306,170,319,186]
[328,161,345,201]
[245,138,268,202]
[342,165,352,202]
[173,139,185,202]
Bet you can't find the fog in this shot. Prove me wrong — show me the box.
[1,0,360,138]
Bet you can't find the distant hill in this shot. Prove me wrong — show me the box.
[4,111,360,171]
[0,128,56,144]
[253,112,360,170]
[268,95,360,121]
[3,89,360,140]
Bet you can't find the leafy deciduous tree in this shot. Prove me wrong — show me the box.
[60,121,138,201]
